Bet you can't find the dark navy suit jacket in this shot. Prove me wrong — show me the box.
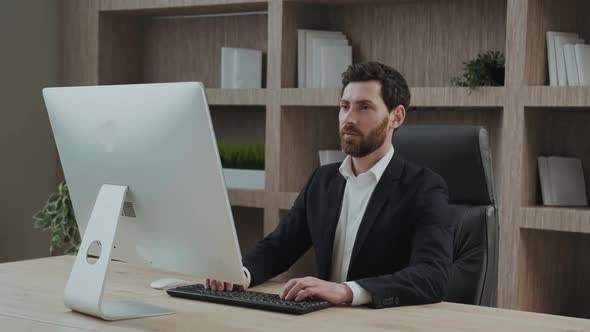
[242,153,453,308]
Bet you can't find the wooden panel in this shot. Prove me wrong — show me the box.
[518,229,590,319]
[280,87,506,107]
[280,107,340,192]
[60,0,100,85]
[232,207,264,254]
[524,0,590,85]
[523,108,590,206]
[521,107,547,206]
[521,207,590,234]
[278,192,299,209]
[100,0,267,14]
[505,0,529,86]
[523,86,590,106]
[206,88,267,105]
[210,106,266,144]
[262,1,283,193]
[281,0,506,88]
[228,189,266,208]
[99,13,145,84]
[494,98,524,309]
[281,2,330,87]
[142,12,268,87]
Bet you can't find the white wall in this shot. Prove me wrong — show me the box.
[0,1,59,262]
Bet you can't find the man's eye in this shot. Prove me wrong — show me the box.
[362,104,370,110]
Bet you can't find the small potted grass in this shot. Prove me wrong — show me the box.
[218,143,265,190]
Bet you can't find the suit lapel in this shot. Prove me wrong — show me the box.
[318,172,346,280]
[347,154,405,278]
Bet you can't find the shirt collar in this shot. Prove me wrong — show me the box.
[339,144,395,182]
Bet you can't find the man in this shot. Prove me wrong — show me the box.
[206,62,453,308]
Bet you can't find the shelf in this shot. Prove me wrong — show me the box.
[520,207,590,234]
[523,0,590,86]
[522,108,590,206]
[228,189,266,208]
[281,0,506,88]
[206,88,267,105]
[100,0,267,15]
[278,192,299,209]
[281,87,505,108]
[517,228,590,319]
[232,206,264,254]
[522,87,590,107]
[99,7,268,88]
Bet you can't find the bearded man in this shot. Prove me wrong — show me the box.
[206,62,453,309]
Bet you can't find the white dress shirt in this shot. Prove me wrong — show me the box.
[243,145,394,306]
[330,144,394,305]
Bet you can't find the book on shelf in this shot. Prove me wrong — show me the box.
[575,44,590,86]
[554,35,583,86]
[546,31,578,86]
[319,45,352,88]
[221,47,263,89]
[563,44,580,86]
[297,29,352,88]
[545,31,590,86]
[297,29,345,88]
[538,156,588,206]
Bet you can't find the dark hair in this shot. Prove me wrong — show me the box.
[341,62,411,112]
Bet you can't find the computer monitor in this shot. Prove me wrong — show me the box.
[43,82,245,320]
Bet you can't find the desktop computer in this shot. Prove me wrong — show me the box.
[43,82,329,320]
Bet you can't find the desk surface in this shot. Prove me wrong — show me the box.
[0,256,588,332]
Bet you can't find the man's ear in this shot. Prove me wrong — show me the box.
[390,105,406,130]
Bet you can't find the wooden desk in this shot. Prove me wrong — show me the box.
[0,256,588,332]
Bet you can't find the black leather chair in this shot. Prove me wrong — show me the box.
[394,125,498,306]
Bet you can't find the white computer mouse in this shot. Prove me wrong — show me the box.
[150,278,189,290]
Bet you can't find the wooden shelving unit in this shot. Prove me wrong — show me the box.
[59,0,590,319]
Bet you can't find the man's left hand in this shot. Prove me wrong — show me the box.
[281,276,353,304]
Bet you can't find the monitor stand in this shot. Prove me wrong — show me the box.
[63,184,174,320]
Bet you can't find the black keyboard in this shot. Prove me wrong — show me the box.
[166,283,331,315]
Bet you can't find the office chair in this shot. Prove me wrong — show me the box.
[394,125,498,306]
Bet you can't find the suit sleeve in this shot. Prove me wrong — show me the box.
[355,173,453,308]
[241,170,317,286]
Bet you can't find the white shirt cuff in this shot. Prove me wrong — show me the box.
[242,266,252,283]
[344,281,372,306]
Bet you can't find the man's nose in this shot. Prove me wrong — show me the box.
[342,109,358,124]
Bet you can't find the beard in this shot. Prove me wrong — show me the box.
[340,116,389,158]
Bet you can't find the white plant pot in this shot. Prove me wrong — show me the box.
[318,150,347,166]
[223,168,265,190]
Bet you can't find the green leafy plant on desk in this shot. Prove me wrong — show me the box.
[451,50,505,92]
[33,181,80,255]
[218,143,265,170]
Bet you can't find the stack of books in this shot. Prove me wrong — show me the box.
[298,29,352,88]
[538,156,588,206]
[546,31,590,86]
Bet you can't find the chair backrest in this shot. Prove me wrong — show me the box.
[394,125,498,306]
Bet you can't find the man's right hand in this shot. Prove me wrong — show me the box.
[204,272,250,292]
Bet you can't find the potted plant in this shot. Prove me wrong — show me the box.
[218,143,265,190]
[33,181,80,255]
[451,50,505,92]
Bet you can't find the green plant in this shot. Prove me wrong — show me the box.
[218,143,265,170]
[451,50,505,91]
[33,181,80,255]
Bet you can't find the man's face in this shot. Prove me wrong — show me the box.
[339,81,392,158]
